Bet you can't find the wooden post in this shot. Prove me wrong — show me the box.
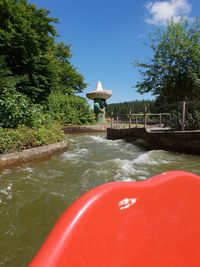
[182,101,186,131]
[136,115,138,128]
[111,117,113,128]
[159,114,162,127]
[116,115,118,129]
[144,106,147,128]
[129,109,132,128]
[169,114,172,126]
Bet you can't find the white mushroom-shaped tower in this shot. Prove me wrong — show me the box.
[86,81,112,123]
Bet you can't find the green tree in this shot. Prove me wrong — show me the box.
[0,56,32,127]
[0,0,58,102]
[136,19,200,105]
[106,100,155,117]
[0,56,16,90]
[52,42,87,95]
[48,93,94,125]
[0,0,89,129]
[0,0,87,102]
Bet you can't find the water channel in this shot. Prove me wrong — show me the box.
[1,133,200,266]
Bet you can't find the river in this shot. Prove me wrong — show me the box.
[1,133,200,266]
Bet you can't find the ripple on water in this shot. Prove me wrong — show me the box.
[0,169,12,179]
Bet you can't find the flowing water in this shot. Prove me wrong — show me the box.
[1,133,200,266]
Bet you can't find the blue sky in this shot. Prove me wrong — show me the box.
[31,0,199,104]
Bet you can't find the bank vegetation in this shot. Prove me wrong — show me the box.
[0,0,94,154]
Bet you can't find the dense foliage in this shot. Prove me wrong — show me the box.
[52,42,87,95]
[0,0,92,137]
[136,19,200,129]
[0,0,57,102]
[0,0,87,101]
[136,19,200,104]
[48,93,94,125]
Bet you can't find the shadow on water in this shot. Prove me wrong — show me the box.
[0,133,200,266]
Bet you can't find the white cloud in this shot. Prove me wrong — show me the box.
[145,0,192,25]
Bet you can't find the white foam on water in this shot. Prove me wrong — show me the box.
[120,159,136,174]
[62,148,89,163]
[0,182,13,203]
[81,168,109,185]
[114,170,148,181]
[82,168,92,176]
[88,135,120,146]
[133,152,158,165]
[138,175,148,180]
[133,150,170,165]
[108,158,149,181]
[121,177,136,182]
[0,183,12,195]
[22,167,33,173]
[95,169,109,176]
[50,192,65,197]
[108,150,170,181]
[81,168,108,178]
[89,135,109,143]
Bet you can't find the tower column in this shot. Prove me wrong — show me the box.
[94,98,107,124]
[86,81,112,124]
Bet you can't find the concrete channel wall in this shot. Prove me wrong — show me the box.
[63,125,109,134]
[0,125,109,169]
[0,140,68,168]
[107,127,200,154]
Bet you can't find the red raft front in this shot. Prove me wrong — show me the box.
[29,171,200,267]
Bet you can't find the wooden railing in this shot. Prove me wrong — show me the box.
[110,112,171,129]
[109,101,187,131]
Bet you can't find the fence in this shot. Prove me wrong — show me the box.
[110,112,171,129]
[109,101,191,131]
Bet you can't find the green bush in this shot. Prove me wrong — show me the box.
[48,93,94,125]
[29,104,52,128]
[169,101,200,130]
[0,123,65,154]
[0,88,32,128]
[0,86,54,128]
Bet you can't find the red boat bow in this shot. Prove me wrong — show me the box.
[29,171,200,267]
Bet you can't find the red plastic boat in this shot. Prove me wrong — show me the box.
[29,171,200,267]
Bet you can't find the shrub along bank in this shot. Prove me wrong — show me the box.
[0,123,65,154]
[0,90,94,154]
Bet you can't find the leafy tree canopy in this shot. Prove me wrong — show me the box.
[0,0,86,103]
[136,18,200,105]
[52,42,87,95]
[0,0,58,102]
